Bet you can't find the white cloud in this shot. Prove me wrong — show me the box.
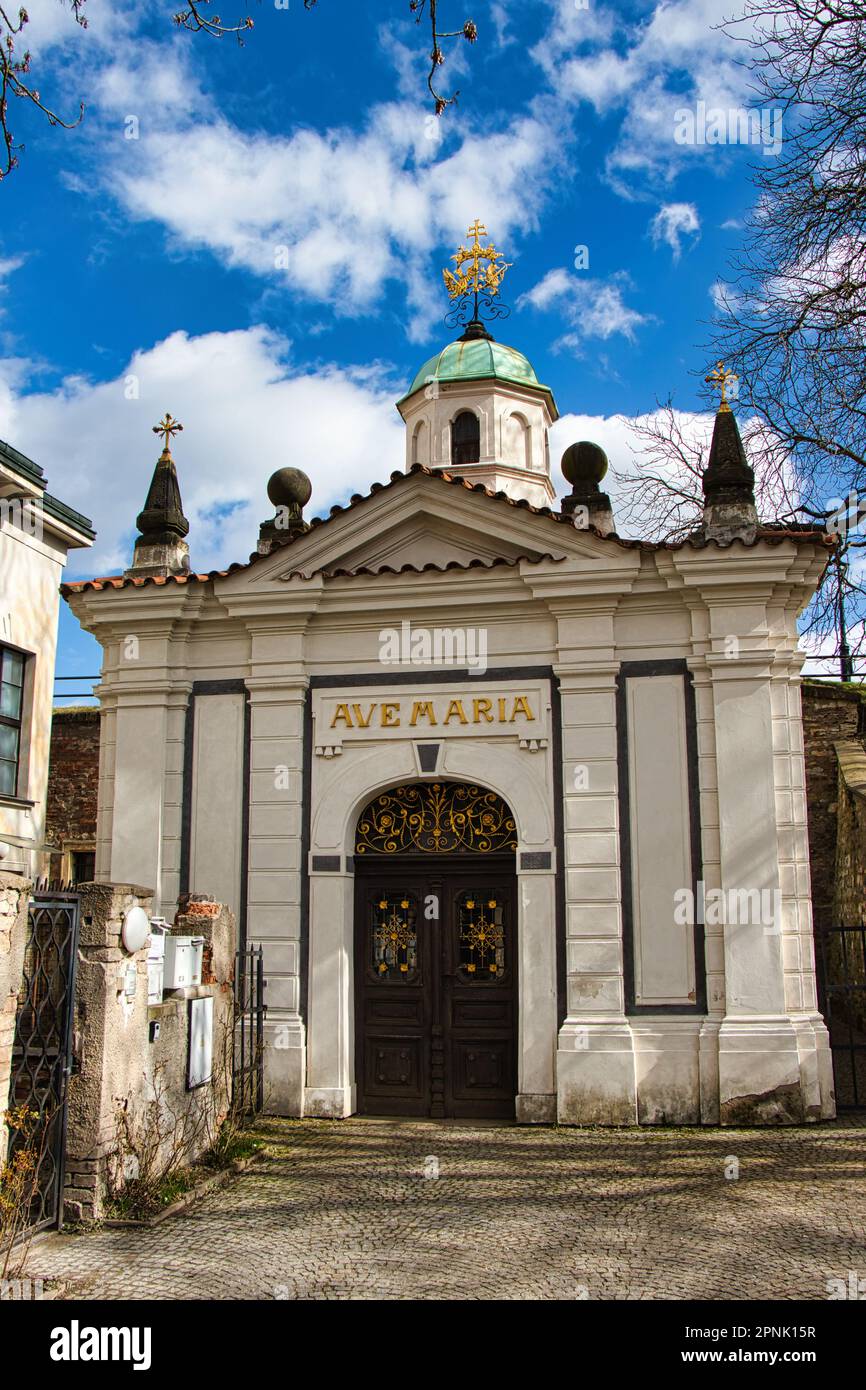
[0,327,405,576]
[0,253,24,285]
[68,39,561,341]
[531,0,755,191]
[650,202,701,260]
[519,268,649,348]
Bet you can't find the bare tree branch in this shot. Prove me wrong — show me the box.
[0,1,86,181]
[173,0,255,42]
[1,0,480,184]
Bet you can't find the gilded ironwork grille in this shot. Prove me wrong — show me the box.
[371,895,419,980]
[356,782,517,855]
[457,891,506,980]
[8,891,80,1233]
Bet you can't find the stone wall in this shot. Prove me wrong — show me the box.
[43,707,100,881]
[834,741,866,929]
[64,884,236,1222]
[0,872,30,1125]
[801,684,864,936]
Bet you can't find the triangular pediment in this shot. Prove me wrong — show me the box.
[240,472,572,583]
[213,469,641,603]
[316,509,544,572]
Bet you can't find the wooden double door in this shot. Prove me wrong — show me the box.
[355,859,517,1119]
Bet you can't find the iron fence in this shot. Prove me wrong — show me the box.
[816,925,866,1110]
[7,890,80,1233]
[233,944,266,1120]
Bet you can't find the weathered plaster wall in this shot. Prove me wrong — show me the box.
[0,523,69,878]
[64,883,235,1222]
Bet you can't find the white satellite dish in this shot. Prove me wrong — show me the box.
[121,904,151,953]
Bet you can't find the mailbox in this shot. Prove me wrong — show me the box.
[146,923,167,1004]
[163,935,205,990]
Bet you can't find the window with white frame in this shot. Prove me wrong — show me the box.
[0,646,26,797]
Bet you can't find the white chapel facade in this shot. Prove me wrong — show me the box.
[64,234,836,1128]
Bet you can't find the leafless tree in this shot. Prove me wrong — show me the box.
[626,2,866,678]
[612,399,799,540]
[612,400,865,677]
[1,0,478,183]
[715,0,866,492]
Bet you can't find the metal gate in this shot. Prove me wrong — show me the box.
[233,943,266,1120]
[7,888,80,1233]
[816,926,866,1110]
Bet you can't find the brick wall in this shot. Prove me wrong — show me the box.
[801,684,864,936]
[44,707,100,877]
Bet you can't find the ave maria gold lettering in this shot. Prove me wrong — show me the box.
[329,695,537,730]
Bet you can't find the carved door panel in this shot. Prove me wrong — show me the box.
[443,873,517,1119]
[355,865,517,1118]
[355,879,432,1117]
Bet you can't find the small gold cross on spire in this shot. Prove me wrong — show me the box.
[705,362,738,413]
[153,413,183,453]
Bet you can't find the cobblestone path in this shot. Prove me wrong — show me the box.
[24,1116,866,1300]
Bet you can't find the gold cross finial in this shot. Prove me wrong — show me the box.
[153,413,183,453]
[443,218,511,303]
[467,218,488,247]
[705,362,738,412]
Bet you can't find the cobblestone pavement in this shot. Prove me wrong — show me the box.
[24,1116,866,1300]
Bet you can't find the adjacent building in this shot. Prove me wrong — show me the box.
[0,438,94,881]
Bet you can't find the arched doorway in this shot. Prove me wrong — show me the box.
[353,781,518,1119]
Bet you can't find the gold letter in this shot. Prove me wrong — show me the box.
[380,702,401,728]
[472,698,494,723]
[331,704,353,728]
[509,696,534,722]
[409,700,437,726]
[352,703,377,728]
[444,699,468,725]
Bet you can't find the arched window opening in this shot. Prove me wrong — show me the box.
[412,420,427,467]
[451,411,480,467]
[504,413,531,469]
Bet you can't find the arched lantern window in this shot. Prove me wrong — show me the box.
[412,419,427,467]
[451,411,480,467]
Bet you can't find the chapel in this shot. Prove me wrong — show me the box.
[63,225,836,1126]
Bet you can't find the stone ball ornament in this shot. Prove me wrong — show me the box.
[267,467,313,510]
[121,904,151,954]
[561,440,609,488]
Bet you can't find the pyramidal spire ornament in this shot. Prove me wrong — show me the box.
[443,218,512,342]
[125,412,191,578]
[701,367,758,544]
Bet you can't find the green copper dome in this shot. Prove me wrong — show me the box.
[400,338,554,405]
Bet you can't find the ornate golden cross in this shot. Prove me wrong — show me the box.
[153,413,184,452]
[705,362,738,412]
[443,218,511,302]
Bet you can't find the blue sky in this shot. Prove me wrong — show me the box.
[0,0,779,689]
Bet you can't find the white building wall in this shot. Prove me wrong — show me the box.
[66,483,834,1127]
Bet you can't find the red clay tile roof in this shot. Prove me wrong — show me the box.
[61,463,832,596]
